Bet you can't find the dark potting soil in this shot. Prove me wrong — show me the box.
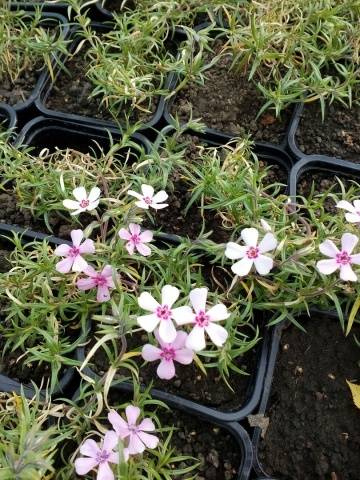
[103,0,135,11]
[259,316,360,480]
[86,328,258,411]
[159,409,241,480]
[45,45,157,124]
[295,101,360,162]
[171,41,293,144]
[0,65,40,106]
[296,171,360,214]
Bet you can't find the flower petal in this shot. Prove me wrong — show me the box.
[151,202,168,210]
[126,405,141,426]
[127,433,145,455]
[340,263,357,282]
[345,212,360,223]
[88,199,99,211]
[103,430,119,452]
[139,230,153,243]
[129,223,141,235]
[138,292,159,312]
[108,410,129,438]
[56,256,74,274]
[137,418,156,432]
[97,285,110,303]
[142,344,162,362]
[189,287,208,313]
[152,190,168,203]
[119,228,131,240]
[174,347,193,365]
[136,242,151,256]
[54,243,71,256]
[186,325,206,352]
[225,242,247,260]
[350,253,360,265]
[231,257,253,276]
[77,277,97,291]
[72,186,87,201]
[137,431,159,449]
[171,306,195,326]
[171,330,188,349]
[157,358,176,379]
[88,187,101,202]
[80,438,100,457]
[135,199,150,209]
[63,199,80,210]
[79,239,95,254]
[241,227,258,247]
[70,229,84,247]
[316,258,339,275]
[75,457,98,475]
[72,255,88,273]
[336,200,355,213]
[354,200,360,210]
[137,313,159,332]
[206,303,230,322]
[141,184,154,198]
[161,285,179,308]
[341,233,359,254]
[254,255,274,275]
[158,319,177,343]
[205,323,228,347]
[102,265,113,278]
[258,233,277,254]
[125,241,135,255]
[128,190,143,200]
[97,461,115,480]
[319,239,339,258]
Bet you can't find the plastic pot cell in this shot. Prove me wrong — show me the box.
[0,11,70,119]
[0,102,17,132]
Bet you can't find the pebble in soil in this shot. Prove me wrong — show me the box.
[259,315,360,480]
[171,40,293,144]
[295,101,360,162]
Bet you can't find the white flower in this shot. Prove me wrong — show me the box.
[225,227,278,276]
[175,287,230,352]
[316,233,360,282]
[137,285,193,343]
[63,186,101,216]
[128,184,168,210]
[336,200,360,224]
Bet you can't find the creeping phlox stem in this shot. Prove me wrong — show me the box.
[75,405,159,480]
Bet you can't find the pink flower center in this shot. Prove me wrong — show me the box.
[195,310,210,327]
[130,234,141,245]
[96,450,110,464]
[143,196,153,205]
[128,424,139,433]
[95,274,108,286]
[336,250,351,265]
[160,347,176,361]
[80,199,90,208]
[246,246,259,259]
[156,304,172,320]
[69,246,80,257]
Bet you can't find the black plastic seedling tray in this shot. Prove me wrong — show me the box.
[0,102,17,132]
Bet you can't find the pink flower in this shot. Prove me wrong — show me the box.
[77,265,115,302]
[54,229,95,273]
[137,285,193,343]
[175,287,229,352]
[142,330,193,380]
[128,184,168,210]
[119,223,153,256]
[74,430,119,480]
[108,405,159,456]
[225,227,278,276]
[316,233,360,282]
[336,200,360,224]
[63,186,100,216]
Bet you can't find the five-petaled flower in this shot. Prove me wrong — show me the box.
[336,200,360,224]
[108,405,159,456]
[175,287,229,351]
[316,233,360,282]
[77,265,116,302]
[119,223,153,256]
[142,330,193,379]
[54,229,95,273]
[225,227,278,276]
[128,184,168,210]
[63,186,101,216]
[137,285,193,343]
[75,430,119,480]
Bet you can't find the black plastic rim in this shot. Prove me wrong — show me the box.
[0,102,17,131]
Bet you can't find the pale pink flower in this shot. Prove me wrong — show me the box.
[174,287,229,352]
[74,430,119,480]
[225,227,278,276]
[77,265,115,302]
[137,285,193,343]
[119,223,153,256]
[128,184,168,210]
[63,186,100,216]
[142,330,193,380]
[108,405,159,457]
[316,233,360,282]
[54,229,95,273]
[336,200,360,224]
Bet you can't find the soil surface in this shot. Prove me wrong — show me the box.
[296,170,359,213]
[295,101,360,162]
[259,315,360,479]
[87,328,259,411]
[0,66,40,106]
[171,41,293,144]
[103,0,135,11]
